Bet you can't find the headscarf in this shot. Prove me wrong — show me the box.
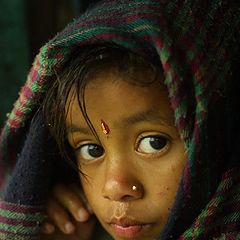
[0,0,239,239]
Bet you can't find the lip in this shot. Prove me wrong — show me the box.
[109,218,152,238]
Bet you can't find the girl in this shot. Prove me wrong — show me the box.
[0,0,239,239]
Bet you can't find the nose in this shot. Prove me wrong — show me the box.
[102,160,144,201]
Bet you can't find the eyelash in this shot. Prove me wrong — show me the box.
[74,142,105,161]
[135,133,171,156]
[74,133,171,162]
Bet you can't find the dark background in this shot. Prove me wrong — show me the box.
[0,0,101,127]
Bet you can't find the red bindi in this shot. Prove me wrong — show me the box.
[101,119,110,135]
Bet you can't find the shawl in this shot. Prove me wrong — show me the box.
[0,0,239,239]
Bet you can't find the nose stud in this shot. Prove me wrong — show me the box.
[101,119,110,135]
[132,185,138,191]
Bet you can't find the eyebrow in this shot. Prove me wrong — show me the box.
[116,108,174,128]
[67,109,174,135]
[67,125,91,135]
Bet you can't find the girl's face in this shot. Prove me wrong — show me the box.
[66,69,187,240]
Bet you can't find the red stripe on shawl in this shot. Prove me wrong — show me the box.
[178,36,204,79]
[0,202,43,215]
[162,61,171,72]
[30,69,39,82]
[8,119,21,129]
[0,215,38,227]
[189,58,201,77]
[209,201,240,221]
[14,109,25,118]
[55,52,64,61]
[22,85,33,99]
[154,37,165,48]
[73,14,165,33]
[9,86,33,127]
[176,116,189,133]
[168,75,188,109]
[6,109,25,129]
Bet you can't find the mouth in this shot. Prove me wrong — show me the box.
[109,218,152,238]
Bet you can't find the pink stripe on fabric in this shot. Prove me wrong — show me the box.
[0,202,43,215]
[154,37,165,49]
[14,109,25,118]
[30,69,40,82]
[8,119,21,129]
[0,229,34,238]
[22,85,33,99]
[74,11,164,29]
[0,215,37,227]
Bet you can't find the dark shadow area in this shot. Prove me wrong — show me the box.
[0,0,101,127]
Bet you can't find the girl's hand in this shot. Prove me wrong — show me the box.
[41,183,95,239]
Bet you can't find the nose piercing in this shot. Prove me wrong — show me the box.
[132,185,138,191]
[101,119,110,135]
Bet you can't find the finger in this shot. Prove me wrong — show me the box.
[53,184,90,222]
[41,220,55,234]
[74,216,96,240]
[69,183,94,214]
[46,197,75,234]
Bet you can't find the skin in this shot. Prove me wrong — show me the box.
[42,183,95,238]
[64,68,187,240]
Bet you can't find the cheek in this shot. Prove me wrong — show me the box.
[156,185,177,206]
[170,164,183,185]
[157,186,170,198]
[79,174,103,213]
[152,185,178,222]
[79,175,95,204]
[154,163,184,210]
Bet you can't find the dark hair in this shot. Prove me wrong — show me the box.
[42,44,162,171]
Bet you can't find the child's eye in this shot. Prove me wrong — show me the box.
[137,135,169,154]
[78,144,104,160]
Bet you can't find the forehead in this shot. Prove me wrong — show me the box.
[66,69,175,130]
